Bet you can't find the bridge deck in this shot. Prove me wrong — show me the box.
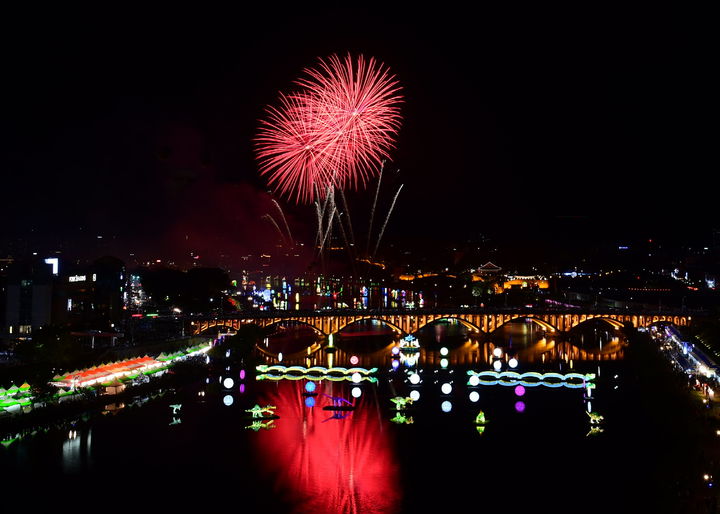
[190,308,691,336]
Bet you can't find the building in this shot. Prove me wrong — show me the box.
[56,256,126,328]
[474,262,502,277]
[3,258,55,340]
[3,255,125,340]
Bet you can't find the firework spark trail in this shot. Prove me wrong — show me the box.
[317,180,339,256]
[255,54,402,203]
[314,200,324,250]
[365,162,384,257]
[272,199,294,247]
[372,183,403,260]
[316,186,338,257]
[319,205,337,256]
[334,210,355,264]
[314,180,335,256]
[262,214,287,246]
[338,187,356,248]
[315,181,334,222]
[313,191,324,251]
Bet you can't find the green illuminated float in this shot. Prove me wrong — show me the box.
[390,396,414,411]
[390,412,413,424]
[245,404,278,418]
[245,419,276,431]
[586,411,603,424]
[586,426,603,437]
[474,411,488,436]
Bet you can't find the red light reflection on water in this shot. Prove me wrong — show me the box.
[252,380,400,513]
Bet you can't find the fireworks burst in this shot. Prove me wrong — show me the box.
[256,54,403,203]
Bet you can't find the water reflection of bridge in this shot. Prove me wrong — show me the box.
[257,338,626,369]
[192,308,689,337]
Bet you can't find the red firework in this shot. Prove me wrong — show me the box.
[255,54,403,204]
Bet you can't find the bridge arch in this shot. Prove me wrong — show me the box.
[491,316,559,334]
[193,319,262,335]
[335,317,406,336]
[264,319,326,336]
[414,316,483,335]
[571,316,625,331]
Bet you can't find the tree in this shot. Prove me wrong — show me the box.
[139,266,230,313]
[30,379,57,405]
[14,325,84,368]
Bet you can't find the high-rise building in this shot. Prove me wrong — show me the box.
[4,258,55,339]
[3,255,126,340]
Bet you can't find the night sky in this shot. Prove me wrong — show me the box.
[1,6,714,263]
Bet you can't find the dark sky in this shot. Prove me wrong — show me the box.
[0,6,715,263]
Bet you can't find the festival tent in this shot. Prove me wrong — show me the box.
[102,378,126,395]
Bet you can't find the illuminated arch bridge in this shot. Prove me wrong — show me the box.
[191,309,690,337]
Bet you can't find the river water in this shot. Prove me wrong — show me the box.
[1,320,715,512]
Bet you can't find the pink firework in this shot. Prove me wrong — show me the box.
[255,54,403,204]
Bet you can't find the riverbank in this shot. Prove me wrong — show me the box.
[0,357,207,445]
[1,340,212,441]
[0,335,210,387]
[623,328,720,512]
